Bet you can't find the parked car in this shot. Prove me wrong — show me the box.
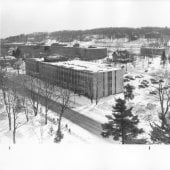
[138,84,146,88]
[141,80,149,84]
[159,79,164,83]
[150,78,159,84]
[143,83,149,87]
[150,78,156,82]
[135,75,140,78]
[149,91,157,95]
[125,75,135,80]
[135,75,144,78]
[124,78,130,82]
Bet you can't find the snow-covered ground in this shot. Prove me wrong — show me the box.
[0,101,106,145]
[2,56,169,144]
[1,39,170,145]
[72,56,170,142]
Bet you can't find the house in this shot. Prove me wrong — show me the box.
[112,50,133,63]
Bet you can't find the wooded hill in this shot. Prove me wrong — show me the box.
[3,27,170,43]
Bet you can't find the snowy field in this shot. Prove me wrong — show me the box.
[0,93,107,145]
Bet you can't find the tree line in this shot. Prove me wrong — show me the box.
[0,64,71,144]
[3,27,170,43]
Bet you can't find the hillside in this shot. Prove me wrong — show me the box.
[2,27,170,43]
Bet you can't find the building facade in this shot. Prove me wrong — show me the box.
[25,58,123,99]
[2,43,107,61]
[140,47,165,56]
[50,45,107,60]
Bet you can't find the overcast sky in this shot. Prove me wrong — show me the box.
[0,0,170,38]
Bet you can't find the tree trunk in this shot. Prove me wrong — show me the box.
[7,113,11,131]
[122,129,125,144]
[34,107,37,116]
[126,63,127,73]
[57,108,64,134]
[45,107,48,125]
[91,97,93,104]
[161,117,167,129]
[13,130,16,144]
[13,113,16,144]
[25,108,29,122]
[121,121,125,144]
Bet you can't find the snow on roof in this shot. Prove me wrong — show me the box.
[29,58,121,73]
[44,59,120,73]
[141,46,165,49]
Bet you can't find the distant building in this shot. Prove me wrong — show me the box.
[50,44,107,60]
[44,55,68,62]
[1,43,48,58]
[140,46,165,56]
[112,50,133,63]
[25,58,123,99]
[145,31,161,39]
[2,43,107,61]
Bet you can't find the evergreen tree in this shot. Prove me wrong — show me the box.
[12,48,21,59]
[150,122,170,144]
[161,51,167,66]
[124,84,135,101]
[101,98,144,144]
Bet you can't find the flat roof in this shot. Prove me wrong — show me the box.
[49,60,120,73]
[52,44,106,50]
[28,58,121,73]
[141,46,165,49]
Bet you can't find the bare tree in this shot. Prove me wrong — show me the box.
[19,76,30,122]
[150,71,170,129]
[20,95,29,122]
[41,78,54,124]
[13,60,22,75]
[54,87,71,142]
[2,87,13,131]
[27,75,41,117]
[11,90,26,144]
[157,81,170,129]
[0,66,12,130]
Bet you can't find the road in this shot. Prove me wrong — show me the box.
[6,75,112,143]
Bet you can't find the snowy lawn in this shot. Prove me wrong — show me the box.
[0,99,106,145]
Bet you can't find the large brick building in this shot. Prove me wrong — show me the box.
[50,44,107,60]
[25,58,123,99]
[140,46,165,56]
[2,43,107,60]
